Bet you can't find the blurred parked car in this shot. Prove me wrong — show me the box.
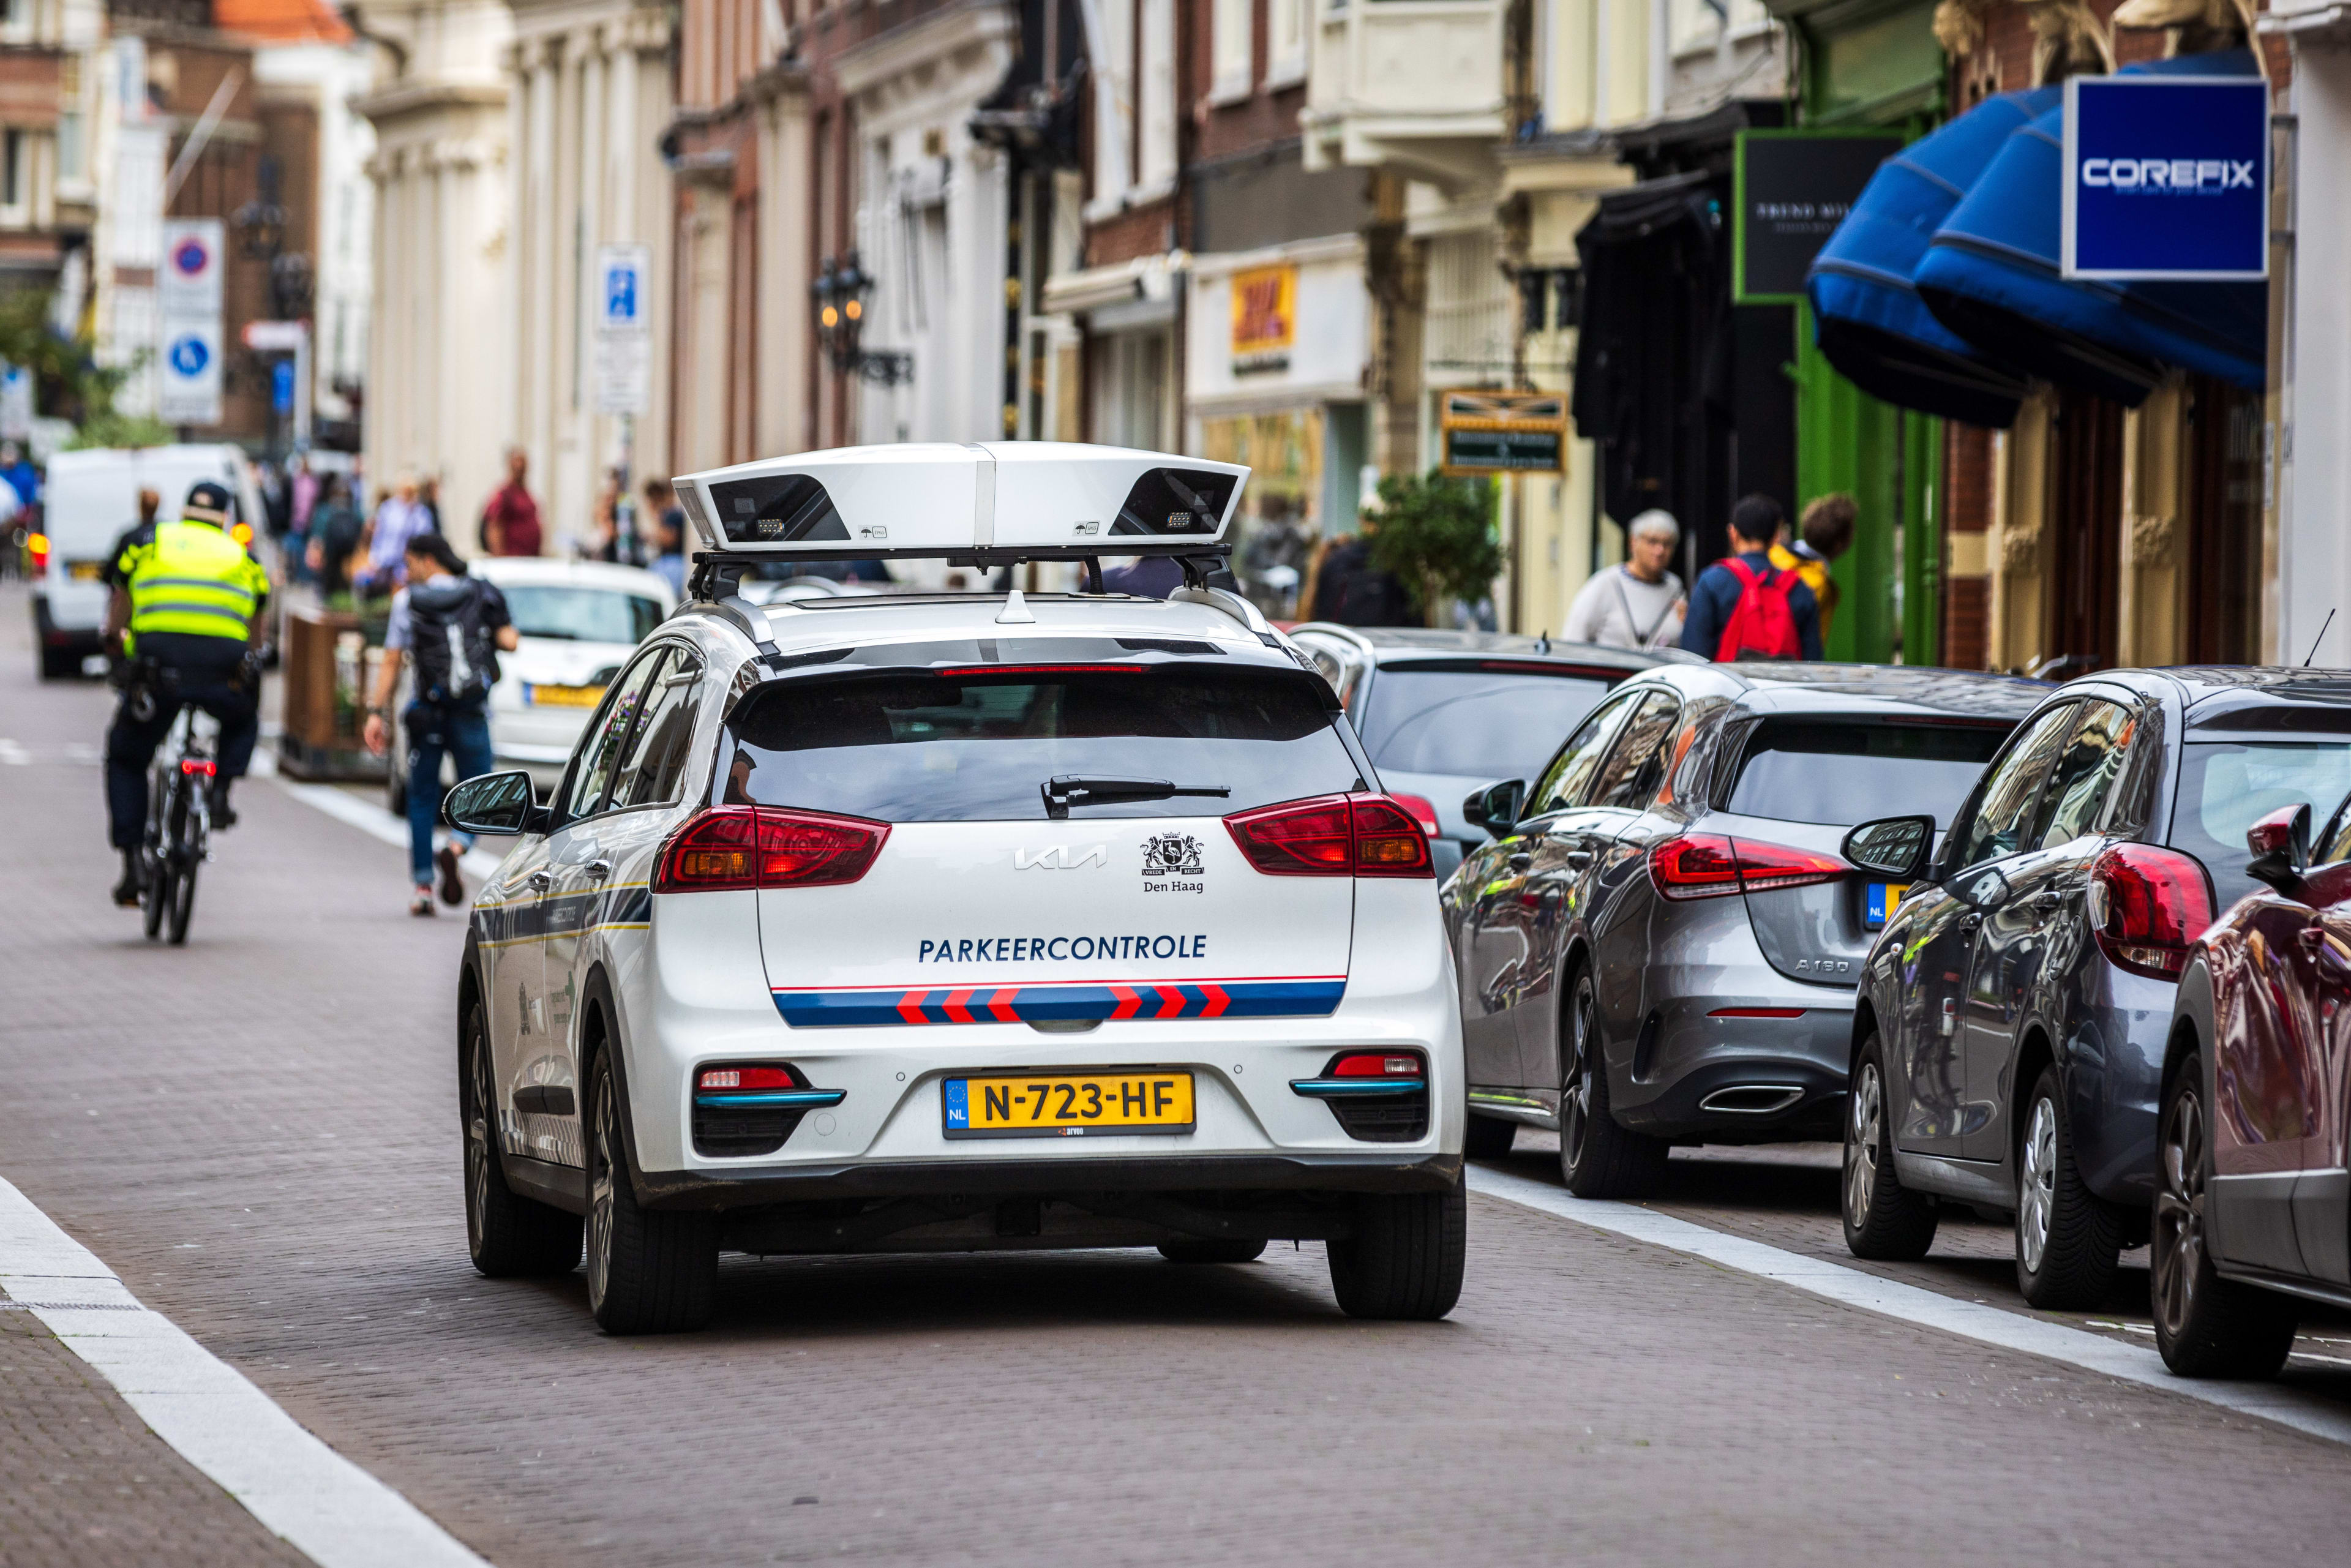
[2157,787,2351,1377]
[388,557,675,812]
[1443,664,2040,1188]
[1286,626,1673,880]
[1841,669,2351,1310]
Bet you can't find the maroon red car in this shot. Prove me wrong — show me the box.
[2159,798,2351,1376]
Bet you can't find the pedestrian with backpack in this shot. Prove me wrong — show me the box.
[1679,495,1823,663]
[360,533,521,915]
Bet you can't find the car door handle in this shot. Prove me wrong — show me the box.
[527,869,553,891]
[1508,852,1534,872]
[583,859,613,880]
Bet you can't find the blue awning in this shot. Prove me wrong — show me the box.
[1806,88,2058,429]
[1913,50,2267,405]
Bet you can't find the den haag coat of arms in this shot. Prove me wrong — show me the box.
[1139,831,1204,878]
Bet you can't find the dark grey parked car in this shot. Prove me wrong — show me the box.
[1287,626,1673,880]
[1441,662,2041,1196]
[1840,669,2351,1309]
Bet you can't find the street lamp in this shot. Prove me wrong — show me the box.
[812,250,913,387]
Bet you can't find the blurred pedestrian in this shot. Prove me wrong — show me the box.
[1679,494,1821,662]
[643,479,688,596]
[1564,509,1686,651]
[305,476,366,597]
[356,473,432,595]
[1304,522,1416,626]
[418,475,444,536]
[589,468,624,562]
[1772,493,1856,643]
[0,440,38,510]
[361,532,520,917]
[481,446,542,557]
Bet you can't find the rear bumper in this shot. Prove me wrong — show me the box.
[636,1150,1463,1209]
[31,591,103,650]
[1612,988,1854,1142]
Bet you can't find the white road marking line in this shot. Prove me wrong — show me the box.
[0,738,28,765]
[275,779,505,879]
[0,1173,489,1568]
[1466,1163,2351,1447]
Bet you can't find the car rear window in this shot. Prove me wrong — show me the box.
[1723,719,2009,828]
[725,667,1359,822]
[1356,666,1614,780]
[2170,740,2351,910]
[503,585,666,644]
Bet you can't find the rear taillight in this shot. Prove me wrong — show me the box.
[1332,1052,1425,1078]
[27,531,48,575]
[179,757,216,776]
[2090,842,2214,979]
[654,805,889,892]
[1389,792,1441,836]
[1649,833,1847,900]
[1225,794,1435,879]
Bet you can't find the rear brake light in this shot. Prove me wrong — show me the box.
[1332,1052,1424,1078]
[2090,842,2214,979]
[654,805,889,892]
[698,1065,801,1091]
[27,531,47,572]
[936,664,1142,678]
[1709,1007,1805,1019]
[1224,794,1434,879]
[1389,792,1441,836]
[1649,833,1847,900]
[179,757,216,776]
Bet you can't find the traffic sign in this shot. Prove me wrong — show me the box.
[595,244,651,415]
[158,318,223,424]
[159,219,224,316]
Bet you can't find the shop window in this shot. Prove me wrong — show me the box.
[2183,376,2263,665]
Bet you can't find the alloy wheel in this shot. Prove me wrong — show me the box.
[2153,1084,2207,1338]
[465,1029,493,1256]
[2019,1095,2058,1274]
[1846,1061,1882,1226]
[587,1071,617,1308]
[1560,978,1595,1170]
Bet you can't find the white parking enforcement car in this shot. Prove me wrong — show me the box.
[442,442,1467,1334]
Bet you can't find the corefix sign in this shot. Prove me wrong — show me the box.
[2063,75,2268,281]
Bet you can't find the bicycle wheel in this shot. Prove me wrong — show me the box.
[141,854,170,940]
[165,787,200,945]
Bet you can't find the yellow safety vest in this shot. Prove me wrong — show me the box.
[119,520,268,643]
[1769,541,1838,640]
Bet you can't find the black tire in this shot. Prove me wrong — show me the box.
[1158,1239,1267,1264]
[2014,1064,2126,1308]
[37,643,74,680]
[165,854,197,945]
[1558,966,1669,1199]
[162,788,200,945]
[141,849,170,942]
[1463,1114,1517,1158]
[461,1002,581,1278]
[585,1048,716,1334]
[2151,1052,2298,1378]
[1327,1176,1467,1321]
[1842,1034,1938,1260]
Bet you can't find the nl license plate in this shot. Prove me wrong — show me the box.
[527,683,605,708]
[67,560,107,580]
[943,1071,1196,1139]
[1865,882,1908,930]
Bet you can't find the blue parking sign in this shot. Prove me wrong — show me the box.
[605,261,639,325]
[168,334,209,377]
[2064,75,2268,280]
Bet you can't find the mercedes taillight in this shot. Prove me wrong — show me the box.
[653,805,890,892]
[1649,833,1848,900]
[2088,842,2214,979]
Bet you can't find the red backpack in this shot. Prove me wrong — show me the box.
[1714,557,1802,661]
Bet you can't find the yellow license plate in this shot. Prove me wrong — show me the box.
[67,560,106,580]
[528,683,605,708]
[943,1071,1195,1139]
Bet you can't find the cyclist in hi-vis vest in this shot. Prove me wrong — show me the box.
[101,479,270,906]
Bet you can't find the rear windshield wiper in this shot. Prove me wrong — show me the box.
[1043,775,1232,819]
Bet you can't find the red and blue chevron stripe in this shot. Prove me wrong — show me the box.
[771,977,1347,1028]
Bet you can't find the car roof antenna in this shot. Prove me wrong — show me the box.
[1534,629,1551,655]
[2305,608,2336,667]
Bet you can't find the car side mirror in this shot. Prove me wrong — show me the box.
[1842,814,1935,882]
[2246,801,2312,895]
[1463,779,1526,836]
[444,769,543,836]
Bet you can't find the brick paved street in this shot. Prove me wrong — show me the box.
[6,586,2351,1567]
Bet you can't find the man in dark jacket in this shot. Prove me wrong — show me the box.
[1679,495,1824,662]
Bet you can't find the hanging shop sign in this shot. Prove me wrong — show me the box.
[1440,391,1565,476]
[2062,76,2268,281]
[1733,130,1905,304]
[1229,264,1296,375]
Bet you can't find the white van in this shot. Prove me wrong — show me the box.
[31,444,266,679]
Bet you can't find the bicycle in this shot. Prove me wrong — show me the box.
[138,691,219,946]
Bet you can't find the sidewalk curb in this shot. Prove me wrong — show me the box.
[0,1174,491,1568]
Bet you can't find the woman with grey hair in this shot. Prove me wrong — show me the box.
[1562,509,1685,651]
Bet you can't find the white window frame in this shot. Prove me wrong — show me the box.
[1134,0,1178,198]
[1265,0,1307,89]
[1210,0,1253,105]
[1087,0,1136,219]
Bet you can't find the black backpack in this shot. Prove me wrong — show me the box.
[407,577,502,704]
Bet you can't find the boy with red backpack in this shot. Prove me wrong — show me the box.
[1678,494,1824,662]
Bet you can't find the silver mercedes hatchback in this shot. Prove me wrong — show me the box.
[1442,663,2044,1196]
